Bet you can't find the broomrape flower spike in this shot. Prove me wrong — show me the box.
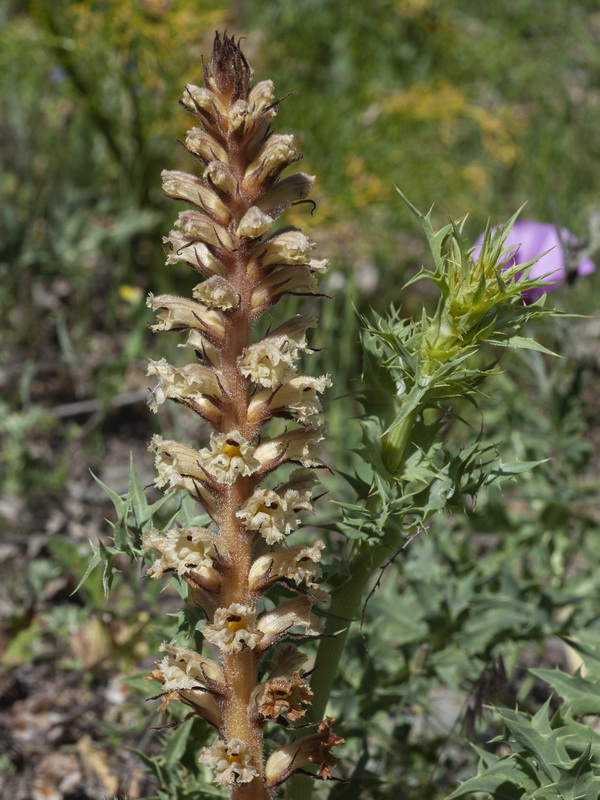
[143,32,341,798]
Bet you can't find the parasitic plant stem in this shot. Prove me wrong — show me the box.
[142,33,343,798]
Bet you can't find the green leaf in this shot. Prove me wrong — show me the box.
[90,470,128,517]
[498,701,567,783]
[73,543,104,595]
[444,753,540,799]
[553,743,600,800]
[487,335,559,357]
[396,187,454,274]
[530,667,600,717]
[128,454,151,533]
[162,718,194,763]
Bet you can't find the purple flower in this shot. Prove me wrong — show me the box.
[474,220,595,303]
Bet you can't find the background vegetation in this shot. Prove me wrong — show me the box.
[1,1,599,798]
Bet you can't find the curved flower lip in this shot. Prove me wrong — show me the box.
[184,127,228,165]
[236,487,301,544]
[254,426,325,474]
[251,230,315,271]
[203,603,263,654]
[236,206,274,239]
[147,293,225,344]
[257,173,316,216]
[148,435,218,515]
[192,276,240,311]
[181,83,226,123]
[175,209,234,251]
[248,541,324,592]
[473,220,595,303]
[256,596,319,649]
[239,315,317,390]
[142,525,223,579]
[165,230,226,278]
[248,374,331,424]
[265,716,344,787]
[251,266,321,313]
[199,737,259,787]
[146,359,222,418]
[162,169,231,226]
[198,430,260,485]
[244,134,300,188]
[155,642,225,688]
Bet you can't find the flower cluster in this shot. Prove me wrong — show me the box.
[143,33,342,796]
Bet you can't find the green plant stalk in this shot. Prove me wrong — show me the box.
[286,412,417,800]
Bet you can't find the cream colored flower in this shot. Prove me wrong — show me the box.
[251,265,321,312]
[175,209,233,251]
[204,160,236,195]
[265,717,344,788]
[148,436,216,515]
[142,527,220,578]
[239,341,296,389]
[182,84,225,118]
[254,230,314,269]
[227,99,250,133]
[150,436,205,490]
[198,430,259,485]
[248,541,324,591]
[146,359,221,412]
[147,293,224,339]
[245,134,299,186]
[164,229,226,277]
[248,374,331,423]
[258,173,315,214]
[236,488,299,544]
[199,738,259,787]
[236,206,274,238]
[247,79,276,118]
[203,603,263,653]
[162,169,230,225]
[155,643,224,689]
[257,596,318,648]
[255,427,324,471]
[184,127,228,165]
[239,315,316,389]
[147,644,224,728]
[192,276,239,311]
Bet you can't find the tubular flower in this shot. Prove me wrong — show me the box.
[147,359,222,425]
[147,644,225,729]
[141,526,222,578]
[265,717,345,787]
[257,596,319,649]
[203,603,263,654]
[199,738,259,787]
[198,430,260,485]
[248,541,325,591]
[239,314,317,389]
[236,487,310,544]
[144,32,341,795]
[248,374,331,423]
[252,672,313,721]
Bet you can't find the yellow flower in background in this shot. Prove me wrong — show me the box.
[118,284,143,305]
